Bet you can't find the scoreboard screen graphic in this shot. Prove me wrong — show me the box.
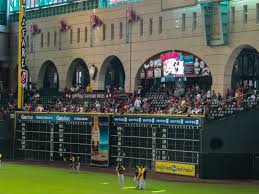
[15,112,109,166]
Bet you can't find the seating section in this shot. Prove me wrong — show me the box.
[145,92,169,108]
[208,93,259,120]
[1,89,259,121]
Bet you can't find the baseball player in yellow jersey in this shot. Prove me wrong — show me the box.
[138,165,147,189]
[116,162,125,188]
[134,165,141,188]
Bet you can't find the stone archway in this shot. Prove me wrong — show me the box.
[99,55,125,91]
[66,58,90,89]
[37,60,59,90]
[224,45,258,92]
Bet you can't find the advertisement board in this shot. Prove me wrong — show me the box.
[91,116,109,166]
[99,0,143,7]
[155,161,196,177]
[112,115,201,127]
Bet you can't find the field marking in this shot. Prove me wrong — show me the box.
[152,190,167,193]
[100,182,110,185]
[122,187,136,189]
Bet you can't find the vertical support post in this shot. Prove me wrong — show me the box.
[129,3,133,93]
[6,0,10,24]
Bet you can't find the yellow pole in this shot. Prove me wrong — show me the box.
[17,0,26,109]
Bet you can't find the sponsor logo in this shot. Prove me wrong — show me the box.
[20,114,33,120]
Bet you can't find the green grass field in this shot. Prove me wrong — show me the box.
[0,163,258,194]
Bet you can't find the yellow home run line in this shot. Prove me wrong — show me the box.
[152,190,166,193]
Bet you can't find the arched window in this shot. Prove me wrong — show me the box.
[104,57,125,92]
[66,58,90,89]
[43,63,59,89]
[231,48,259,90]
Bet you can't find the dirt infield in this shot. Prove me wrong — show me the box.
[7,160,259,185]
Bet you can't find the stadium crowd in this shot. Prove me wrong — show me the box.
[1,84,259,120]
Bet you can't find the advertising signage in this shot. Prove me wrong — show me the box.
[99,0,143,8]
[16,113,92,123]
[112,115,202,127]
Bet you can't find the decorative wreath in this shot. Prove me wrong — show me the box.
[31,24,41,35]
[126,9,139,23]
[59,18,70,32]
[90,15,102,29]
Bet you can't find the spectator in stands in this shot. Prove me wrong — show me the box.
[134,97,142,111]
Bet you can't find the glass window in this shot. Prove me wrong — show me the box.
[257,4,259,24]
[243,5,248,24]
[140,19,143,36]
[47,32,50,47]
[119,22,123,39]
[111,23,114,40]
[231,7,235,24]
[77,28,80,43]
[103,24,106,40]
[70,28,73,44]
[159,16,162,34]
[26,34,29,49]
[54,31,57,47]
[182,13,186,31]
[41,33,43,48]
[192,12,197,31]
[149,18,152,35]
[85,27,88,42]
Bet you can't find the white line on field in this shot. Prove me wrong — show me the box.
[152,190,166,193]
[100,182,110,185]
[122,187,136,189]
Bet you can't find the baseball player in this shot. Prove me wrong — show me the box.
[116,162,125,188]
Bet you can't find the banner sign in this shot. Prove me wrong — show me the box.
[155,161,196,177]
[112,116,201,127]
[196,0,226,4]
[91,115,109,166]
[71,93,105,99]
[17,0,27,109]
[99,0,143,7]
[20,0,27,88]
[16,113,92,123]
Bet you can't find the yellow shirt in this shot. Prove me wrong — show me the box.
[137,167,141,177]
[140,168,145,179]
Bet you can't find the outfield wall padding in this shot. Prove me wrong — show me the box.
[199,153,253,179]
